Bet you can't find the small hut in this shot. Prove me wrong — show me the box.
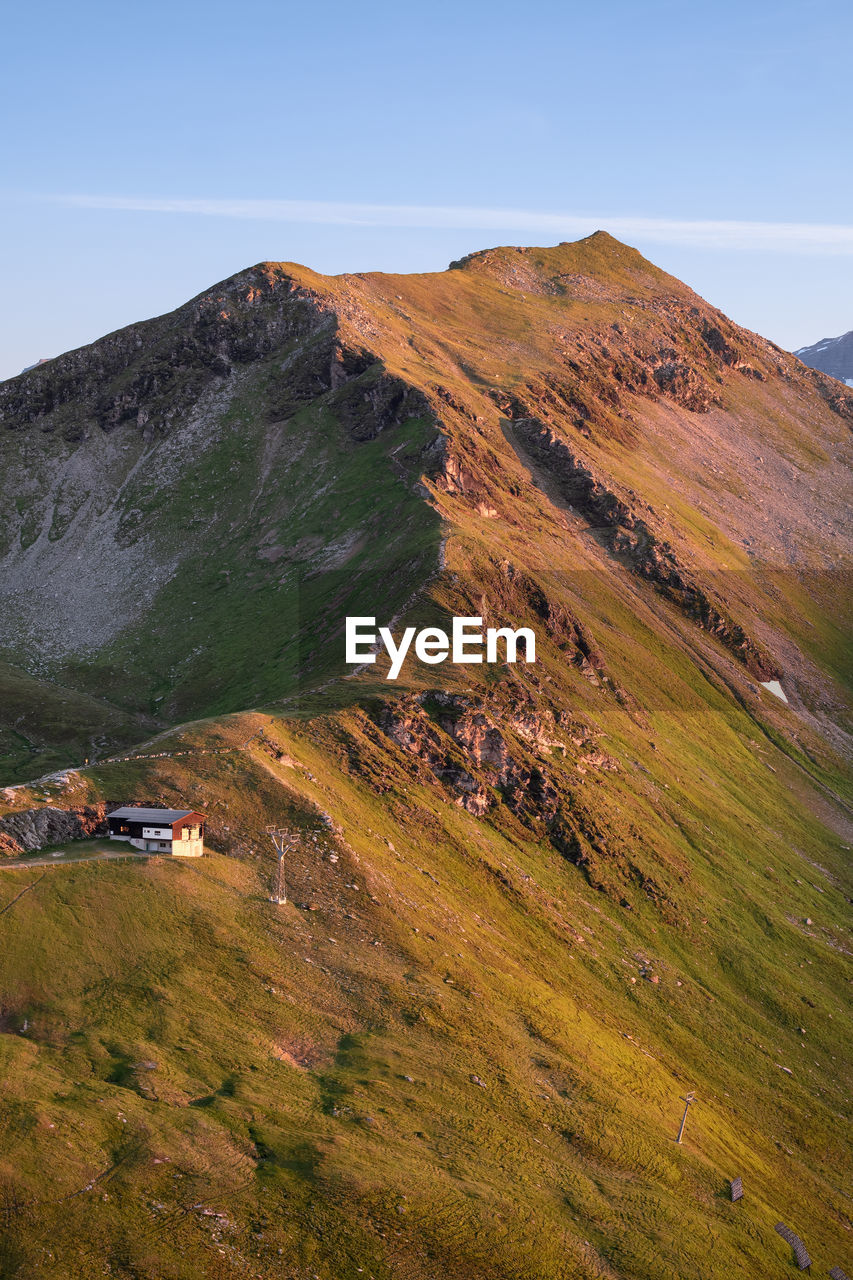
[107,807,205,856]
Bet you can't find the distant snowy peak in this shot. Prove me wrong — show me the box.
[795,329,853,386]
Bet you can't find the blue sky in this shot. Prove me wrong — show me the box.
[2,0,851,379]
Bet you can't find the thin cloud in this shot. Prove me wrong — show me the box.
[53,193,853,254]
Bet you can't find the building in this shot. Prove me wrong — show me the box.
[107,807,205,856]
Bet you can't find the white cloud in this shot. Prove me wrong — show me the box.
[53,193,853,254]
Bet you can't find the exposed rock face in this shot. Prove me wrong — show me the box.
[379,692,577,822]
[509,418,780,680]
[0,267,326,439]
[0,265,431,446]
[370,689,676,911]
[0,804,110,856]
[651,359,716,412]
[378,698,492,816]
[481,300,774,441]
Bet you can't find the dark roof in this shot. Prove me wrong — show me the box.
[108,807,198,824]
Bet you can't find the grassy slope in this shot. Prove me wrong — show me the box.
[97,401,440,720]
[0,660,157,783]
[0,661,849,1279]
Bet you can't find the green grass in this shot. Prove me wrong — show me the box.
[0,661,156,784]
[58,394,442,725]
[0,838,145,866]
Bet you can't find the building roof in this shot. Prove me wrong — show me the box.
[108,807,200,824]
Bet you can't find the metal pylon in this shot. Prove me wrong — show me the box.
[676,1091,696,1144]
[267,827,296,905]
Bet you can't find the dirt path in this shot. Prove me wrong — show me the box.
[0,849,150,872]
[0,870,49,914]
[4,729,269,796]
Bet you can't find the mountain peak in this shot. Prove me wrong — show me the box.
[796,327,853,385]
[445,231,677,300]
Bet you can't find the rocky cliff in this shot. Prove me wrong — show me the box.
[0,802,110,855]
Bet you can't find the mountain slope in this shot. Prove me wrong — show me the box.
[796,328,853,385]
[0,268,441,776]
[0,235,851,1279]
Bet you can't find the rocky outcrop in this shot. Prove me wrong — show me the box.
[378,699,492,815]
[487,305,773,445]
[371,689,674,909]
[0,266,333,440]
[0,273,286,438]
[1,264,437,450]
[0,804,111,856]
[332,365,432,442]
[378,692,567,821]
[511,419,780,681]
[488,559,618,687]
[805,367,853,423]
[651,359,716,412]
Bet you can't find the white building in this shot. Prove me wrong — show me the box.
[107,807,205,856]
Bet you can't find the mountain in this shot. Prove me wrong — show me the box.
[0,234,850,1280]
[0,234,850,779]
[796,328,853,385]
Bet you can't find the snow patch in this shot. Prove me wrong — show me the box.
[761,680,788,703]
